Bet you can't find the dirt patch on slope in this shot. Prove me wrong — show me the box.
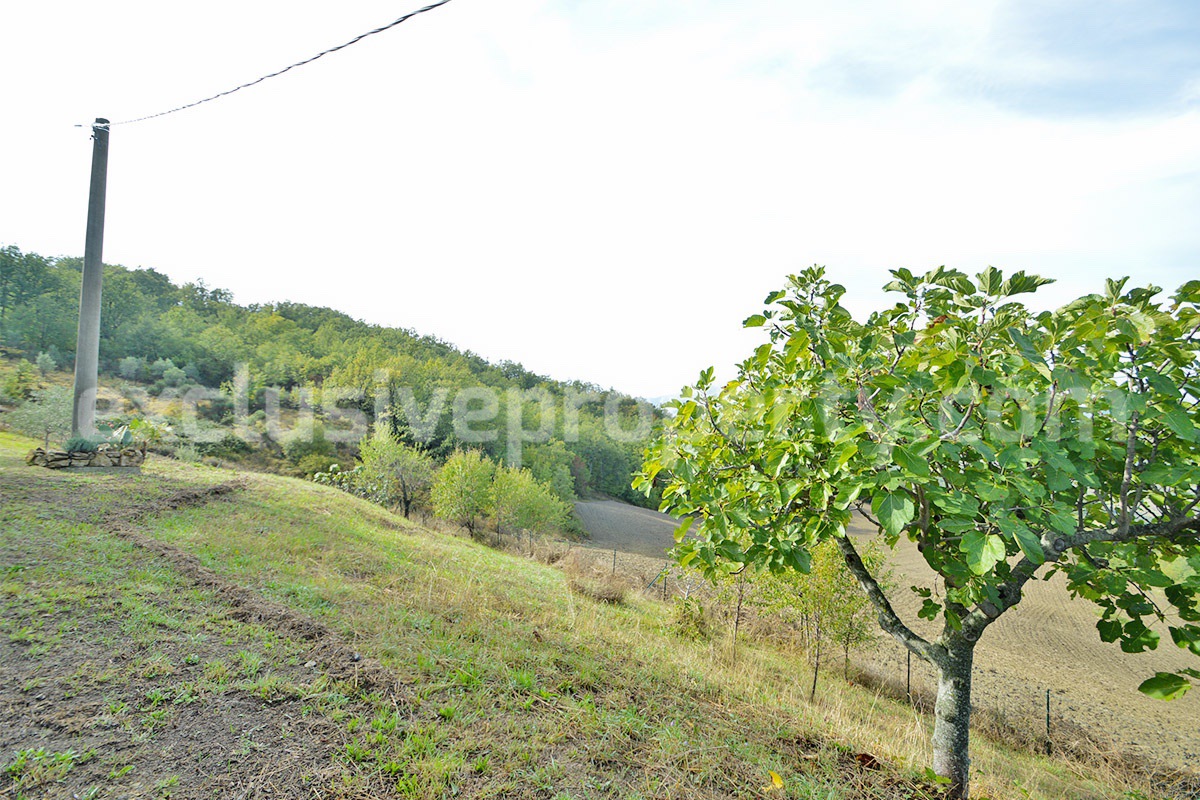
[0,479,408,799]
[103,481,402,696]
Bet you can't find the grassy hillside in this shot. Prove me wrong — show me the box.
[0,432,1169,799]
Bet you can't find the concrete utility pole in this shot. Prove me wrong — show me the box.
[72,118,110,437]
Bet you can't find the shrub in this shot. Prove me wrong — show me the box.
[149,358,176,379]
[161,365,187,387]
[1,362,37,403]
[197,432,252,459]
[63,435,100,453]
[35,352,56,376]
[118,356,144,381]
[280,421,336,464]
[672,596,711,640]
[431,449,495,537]
[296,453,340,477]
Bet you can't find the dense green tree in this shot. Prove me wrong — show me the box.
[432,450,495,537]
[0,246,53,339]
[491,464,571,536]
[118,356,144,381]
[359,430,435,518]
[6,288,76,354]
[524,440,578,502]
[35,351,56,377]
[1,362,38,403]
[638,266,1200,798]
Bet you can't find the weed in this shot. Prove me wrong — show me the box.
[4,747,92,791]
[511,668,535,691]
[237,649,264,678]
[240,672,297,703]
[342,739,374,764]
[371,709,401,733]
[155,774,180,796]
[202,658,231,683]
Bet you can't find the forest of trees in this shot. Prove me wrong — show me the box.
[0,244,659,506]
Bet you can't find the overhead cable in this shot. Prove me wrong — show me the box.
[86,0,454,128]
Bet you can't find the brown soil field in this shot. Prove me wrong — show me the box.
[575,500,1200,773]
[573,500,679,559]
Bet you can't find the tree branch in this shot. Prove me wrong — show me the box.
[835,532,946,666]
[963,513,1200,639]
[940,400,977,441]
[1118,413,1139,534]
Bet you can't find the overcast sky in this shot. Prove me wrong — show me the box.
[2,1,1198,399]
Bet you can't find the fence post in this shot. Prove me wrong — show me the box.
[1045,688,1052,756]
[906,650,911,702]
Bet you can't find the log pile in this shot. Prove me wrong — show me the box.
[27,444,146,469]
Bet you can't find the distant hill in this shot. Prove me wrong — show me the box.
[0,244,659,505]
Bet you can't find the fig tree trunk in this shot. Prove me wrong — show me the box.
[932,638,975,799]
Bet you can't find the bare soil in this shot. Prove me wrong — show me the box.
[573,500,678,559]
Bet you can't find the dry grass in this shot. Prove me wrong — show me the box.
[559,549,633,605]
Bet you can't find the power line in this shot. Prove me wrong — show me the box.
[92,0,454,128]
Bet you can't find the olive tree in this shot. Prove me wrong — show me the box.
[7,385,73,448]
[636,266,1200,798]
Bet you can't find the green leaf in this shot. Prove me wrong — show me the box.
[1007,328,1044,367]
[1011,524,1045,565]
[893,444,930,478]
[977,266,1003,296]
[834,423,867,445]
[1144,369,1181,399]
[962,530,1006,575]
[764,446,790,478]
[830,442,858,472]
[999,271,1055,297]
[872,491,915,537]
[766,400,792,429]
[918,598,942,621]
[1138,672,1191,701]
[1160,405,1197,442]
[975,483,1008,503]
[743,314,767,328]
[1120,620,1160,653]
[1046,508,1078,536]
[1097,618,1122,643]
[1170,625,1200,656]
